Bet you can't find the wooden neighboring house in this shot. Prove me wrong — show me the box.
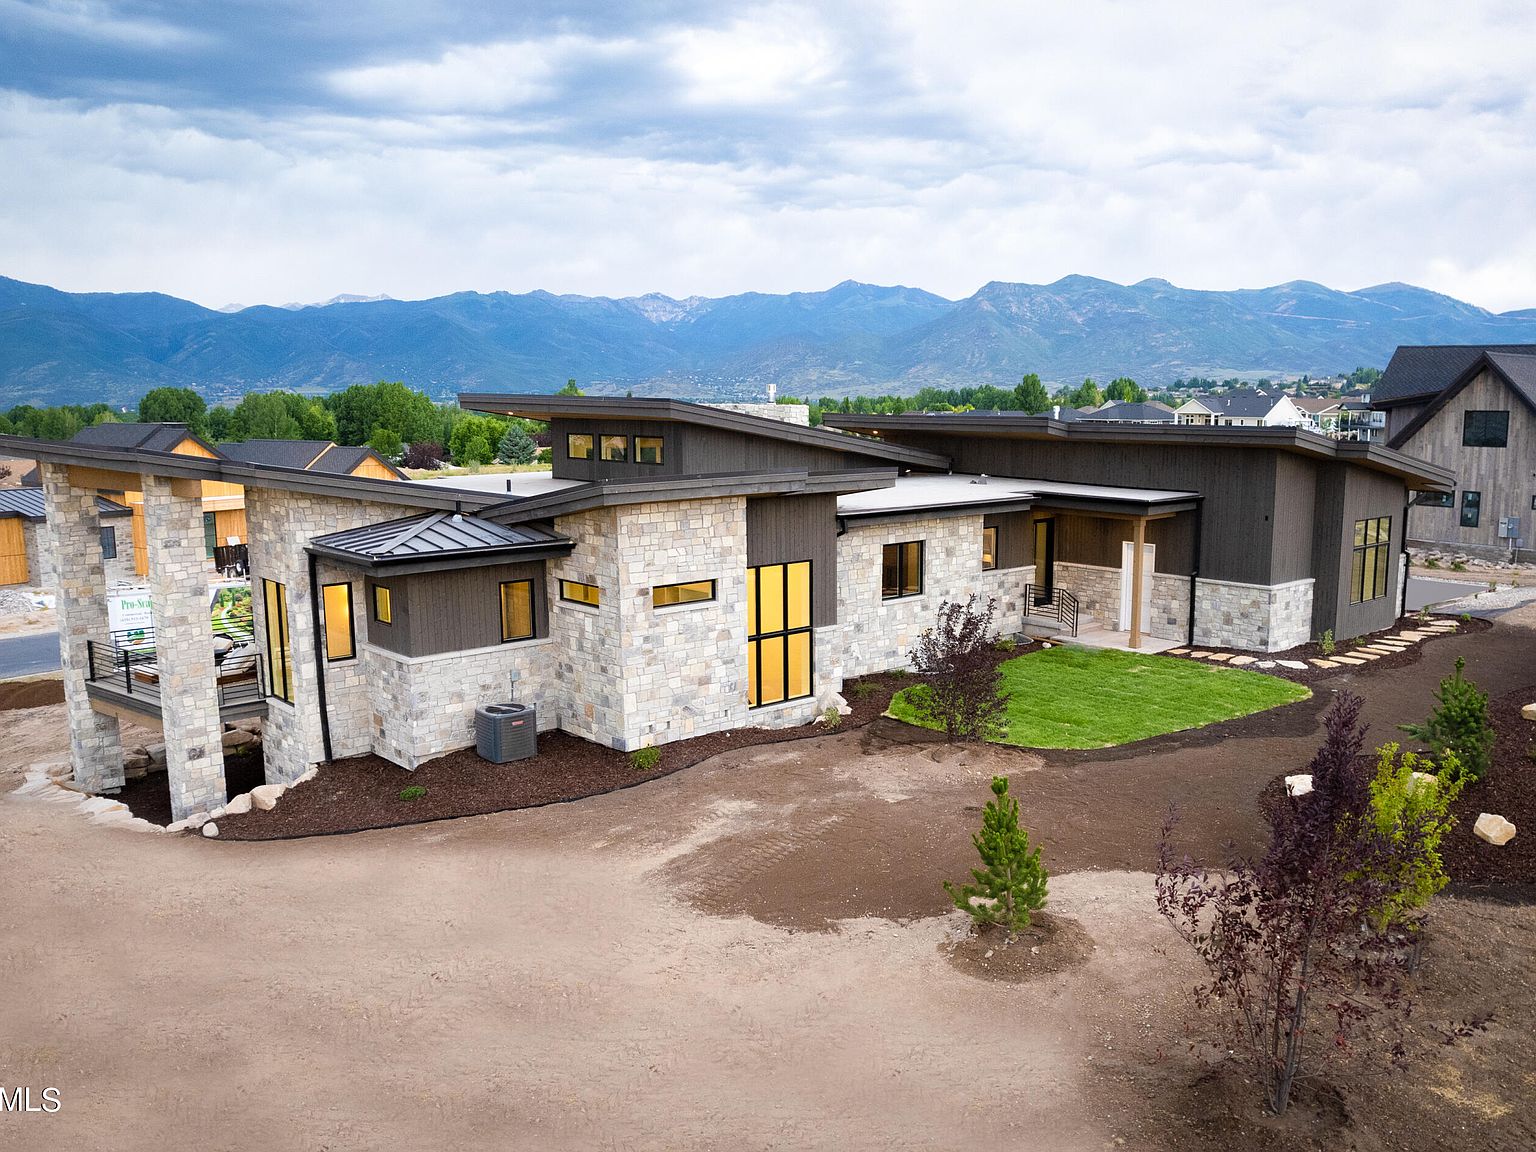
[1175,389,1306,427]
[0,484,133,587]
[1374,345,1536,561]
[218,439,405,482]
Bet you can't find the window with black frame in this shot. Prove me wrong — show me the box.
[100,526,117,560]
[981,526,998,570]
[1460,491,1481,528]
[499,580,535,641]
[1415,491,1454,508]
[1462,411,1509,447]
[567,433,593,460]
[747,561,812,707]
[881,541,923,598]
[1349,517,1391,604]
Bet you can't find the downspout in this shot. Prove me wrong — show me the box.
[1187,496,1204,648]
[307,551,334,765]
[1400,496,1412,620]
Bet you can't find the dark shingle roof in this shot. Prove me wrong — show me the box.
[1374,344,1536,406]
[70,423,210,453]
[310,511,569,565]
[0,489,134,520]
[1079,402,1177,423]
[1384,349,1536,449]
[1483,351,1536,410]
[308,445,404,478]
[219,440,332,469]
[1182,389,1284,418]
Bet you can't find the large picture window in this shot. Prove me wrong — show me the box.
[262,578,294,702]
[635,436,664,465]
[1462,411,1509,448]
[1349,517,1391,605]
[748,561,812,707]
[322,582,355,661]
[881,541,923,599]
[499,580,535,642]
[1460,491,1481,528]
[567,433,593,460]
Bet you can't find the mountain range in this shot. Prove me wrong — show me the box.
[6,273,1536,407]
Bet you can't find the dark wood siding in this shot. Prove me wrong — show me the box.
[365,561,547,657]
[1270,453,1318,585]
[1311,466,1405,641]
[884,434,1282,584]
[983,511,1033,569]
[1052,511,1196,575]
[551,418,864,481]
[747,494,836,626]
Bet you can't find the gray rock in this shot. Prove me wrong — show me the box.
[223,793,253,816]
[250,783,285,811]
[201,821,220,838]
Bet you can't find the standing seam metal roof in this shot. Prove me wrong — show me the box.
[310,511,568,561]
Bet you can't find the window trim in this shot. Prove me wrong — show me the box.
[1349,516,1392,605]
[499,579,536,642]
[1462,410,1509,448]
[566,432,594,460]
[881,540,925,599]
[747,560,813,709]
[559,579,601,607]
[599,434,628,463]
[321,582,356,662]
[1460,490,1481,529]
[652,578,715,608]
[981,525,998,571]
[100,525,117,560]
[372,584,393,625]
[634,435,665,466]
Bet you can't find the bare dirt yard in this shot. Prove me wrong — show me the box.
[1,606,1533,1151]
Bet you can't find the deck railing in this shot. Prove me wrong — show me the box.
[1023,583,1079,637]
[85,635,265,712]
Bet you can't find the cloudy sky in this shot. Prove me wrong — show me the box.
[3,1,1535,310]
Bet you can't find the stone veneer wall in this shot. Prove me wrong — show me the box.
[245,487,429,783]
[1053,562,1121,632]
[1192,577,1314,652]
[546,506,625,746]
[20,520,56,590]
[709,402,811,426]
[101,521,136,588]
[837,514,1033,679]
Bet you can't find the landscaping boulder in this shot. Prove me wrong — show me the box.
[223,793,253,816]
[1522,703,1536,722]
[201,821,219,838]
[1408,771,1440,794]
[1473,813,1517,846]
[124,752,152,771]
[816,690,852,717]
[1284,774,1313,798]
[233,717,264,735]
[250,783,285,811]
[294,766,319,785]
[221,729,252,750]
[145,742,166,764]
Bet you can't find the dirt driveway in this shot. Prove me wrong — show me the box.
[1,607,1533,1151]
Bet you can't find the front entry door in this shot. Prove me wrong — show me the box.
[1033,519,1055,605]
[1118,541,1154,630]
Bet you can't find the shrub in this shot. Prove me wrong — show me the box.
[849,680,877,701]
[1318,628,1335,656]
[1416,607,1429,624]
[1424,556,1440,569]
[821,706,843,729]
[1360,743,1464,935]
[631,746,660,771]
[1451,560,1467,572]
[944,776,1048,933]
[401,441,445,470]
[398,785,427,801]
[1158,694,1429,1117]
[1397,657,1495,782]
[994,636,1017,653]
[906,595,1010,742]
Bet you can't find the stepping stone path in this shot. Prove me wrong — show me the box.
[1277,660,1308,670]
[1207,653,1234,662]
[1311,659,1340,669]
[1332,655,1365,665]
[1168,648,1189,655]
[1229,655,1257,666]
[1187,651,1212,659]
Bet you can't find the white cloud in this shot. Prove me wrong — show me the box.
[664,6,839,106]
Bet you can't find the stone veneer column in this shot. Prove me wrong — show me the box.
[142,475,227,820]
[39,463,124,793]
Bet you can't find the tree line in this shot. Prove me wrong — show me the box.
[782,375,1159,424]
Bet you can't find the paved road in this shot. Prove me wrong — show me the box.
[1404,574,1491,612]
[0,631,60,678]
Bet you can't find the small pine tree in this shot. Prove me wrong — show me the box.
[497,424,537,465]
[1397,657,1495,782]
[944,776,1048,932]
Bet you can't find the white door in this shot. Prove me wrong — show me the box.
[1118,541,1155,631]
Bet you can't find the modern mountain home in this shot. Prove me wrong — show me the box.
[0,396,1449,821]
[1374,344,1536,561]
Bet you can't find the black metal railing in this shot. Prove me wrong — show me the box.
[85,634,265,712]
[1023,583,1078,637]
[108,607,255,652]
[214,544,250,577]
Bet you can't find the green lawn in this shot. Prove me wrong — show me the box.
[888,645,1311,749]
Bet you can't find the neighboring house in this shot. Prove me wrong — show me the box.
[0,485,133,588]
[2,398,1448,823]
[1078,401,1177,425]
[1374,345,1536,561]
[1290,396,1342,434]
[219,439,406,481]
[1176,389,1306,427]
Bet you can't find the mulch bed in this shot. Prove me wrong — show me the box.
[1165,613,1491,685]
[116,749,268,826]
[943,913,1095,982]
[214,667,925,841]
[0,676,64,712]
[1443,685,1536,894]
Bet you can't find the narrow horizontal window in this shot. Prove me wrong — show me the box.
[560,579,601,607]
[567,433,593,460]
[1415,490,1454,508]
[635,436,664,465]
[500,579,535,641]
[653,579,715,608]
[600,435,628,463]
[372,584,393,625]
[322,582,355,661]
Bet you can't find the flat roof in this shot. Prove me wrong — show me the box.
[835,473,1198,522]
[412,471,587,499]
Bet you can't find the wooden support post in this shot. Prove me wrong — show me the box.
[1129,517,1146,650]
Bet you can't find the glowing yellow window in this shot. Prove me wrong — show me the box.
[372,584,393,624]
[560,579,601,607]
[500,580,534,641]
[653,579,715,608]
[322,582,355,661]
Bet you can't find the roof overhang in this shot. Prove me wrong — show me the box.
[307,539,574,577]
[458,393,952,471]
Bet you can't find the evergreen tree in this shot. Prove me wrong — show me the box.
[1398,657,1495,781]
[1013,373,1051,413]
[944,776,1048,932]
[497,423,537,465]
